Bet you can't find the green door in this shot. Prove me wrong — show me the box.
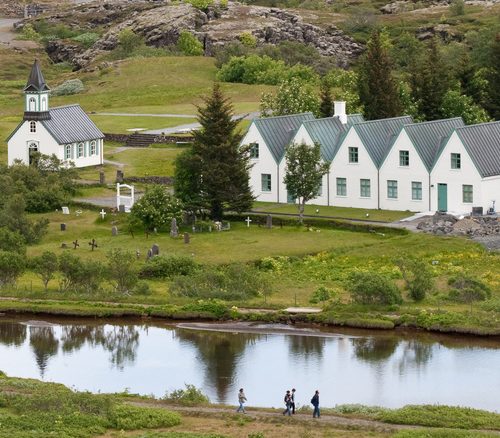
[437,183,448,212]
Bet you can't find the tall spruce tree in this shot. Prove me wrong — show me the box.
[485,33,500,120]
[318,78,333,118]
[410,38,450,120]
[358,30,402,120]
[175,83,253,220]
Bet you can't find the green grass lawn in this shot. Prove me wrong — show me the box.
[89,115,197,134]
[252,201,412,222]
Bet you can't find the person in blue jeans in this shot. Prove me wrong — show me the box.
[311,390,320,418]
[237,388,247,413]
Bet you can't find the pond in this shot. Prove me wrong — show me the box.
[0,316,499,411]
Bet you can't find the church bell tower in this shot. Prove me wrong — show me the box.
[23,59,51,121]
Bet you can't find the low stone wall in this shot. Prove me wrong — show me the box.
[104,133,194,145]
[123,176,173,185]
[104,133,129,142]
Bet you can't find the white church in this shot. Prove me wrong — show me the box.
[7,60,104,168]
[242,102,500,215]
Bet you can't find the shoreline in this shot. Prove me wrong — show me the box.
[0,298,499,338]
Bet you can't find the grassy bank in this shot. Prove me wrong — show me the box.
[0,372,499,437]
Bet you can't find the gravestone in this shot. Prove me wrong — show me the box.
[72,240,79,249]
[88,239,98,251]
[135,250,140,259]
[116,170,124,183]
[183,232,190,244]
[170,218,179,238]
[147,249,153,260]
[61,206,70,215]
[60,223,66,231]
[151,243,160,256]
[111,226,118,236]
[99,170,105,185]
[118,204,126,213]
[266,214,273,229]
[61,243,68,249]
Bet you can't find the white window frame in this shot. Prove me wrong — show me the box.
[65,145,72,160]
[90,141,97,156]
[30,121,36,133]
[77,142,84,158]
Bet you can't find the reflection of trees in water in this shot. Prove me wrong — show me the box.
[61,325,140,370]
[29,326,59,378]
[352,337,399,363]
[397,340,433,374]
[176,329,260,402]
[288,335,325,362]
[0,322,27,346]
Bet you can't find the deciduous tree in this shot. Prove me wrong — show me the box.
[318,78,333,118]
[284,142,329,224]
[31,251,58,291]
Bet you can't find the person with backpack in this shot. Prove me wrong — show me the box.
[291,388,296,414]
[237,388,247,413]
[311,390,320,418]
[282,390,292,416]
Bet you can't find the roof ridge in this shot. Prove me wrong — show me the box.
[405,117,464,127]
[353,115,412,126]
[50,104,81,110]
[255,112,313,121]
[457,120,500,130]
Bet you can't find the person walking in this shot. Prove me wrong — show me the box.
[311,390,320,418]
[282,390,292,416]
[291,388,296,414]
[237,388,247,413]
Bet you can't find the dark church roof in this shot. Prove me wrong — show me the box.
[24,59,50,92]
[42,105,104,144]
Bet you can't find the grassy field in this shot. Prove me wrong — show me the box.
[252,202,412,222]
[89,115,198,134]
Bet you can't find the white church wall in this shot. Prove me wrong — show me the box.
[8,121,59,165]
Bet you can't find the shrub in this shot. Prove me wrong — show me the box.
[109,404,181,430]
[107,249,139,294]
[186,0,214,9]
[239,32,257,48]
[17,24,40,41]
[449,0,465,15]
[72,32,100,48]
[0,251,25,287]
[51,79,85,96]
[0,228,25,254]
[118,29,144,55]
[30,251,58,291]
[347,271,402,305]
[177,30,203,56]
[448,275,491,304]
[59,253,105,294]
[164,384,210,406]
[309,286,336,304]
[139,255,198,279]
[171,264,271,301]
[395,256,434,302]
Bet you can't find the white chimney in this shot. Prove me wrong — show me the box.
[334,101,347,124]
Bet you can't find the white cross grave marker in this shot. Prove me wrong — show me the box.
[99,209,107,220]
[245,216,252,227]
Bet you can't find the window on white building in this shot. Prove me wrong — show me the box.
[360,179,370,198]
[261,174,271,192]
[30,121,36,133]
[29,97,36,111]
[90,141,97,155]
[349,147,359,163]
[412,181,422,200]
[316,180,323,197]
[78,143,84,158]
[249,143,259,159]
[399,150,409,166]
[463,185,473,203]
[65,145,72,160]
[336,178,346,196]
[387,180,398,199]
[451,153,461,169]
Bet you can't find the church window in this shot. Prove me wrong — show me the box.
[78,143,84,158]
[65,145,71,160]
[30,121,36,133]
[41,97,47,111]
[29,97,36,111]
[90,141,97,155]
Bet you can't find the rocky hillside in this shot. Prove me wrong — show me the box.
[17,0,363,69]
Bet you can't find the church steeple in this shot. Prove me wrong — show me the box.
[23,59,51,121]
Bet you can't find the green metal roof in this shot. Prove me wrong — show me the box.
[403,118,465,171]
[352,116,414,168]
[455,121,500,178]
[302,117,347,161]
[254,113,315,162]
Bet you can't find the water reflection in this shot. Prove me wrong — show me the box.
[176,329,260,401]
[288,335,325,361]
[0,321,26,346]
[29,326,59,377]
[352,336,399,363]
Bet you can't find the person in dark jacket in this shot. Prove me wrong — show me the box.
[311,390,320,418]
[282,390,292,416]
[291,388,296,414]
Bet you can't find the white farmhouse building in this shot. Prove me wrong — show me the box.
[379,118,465,212]
[7,60,104,168]
[430,121,500,214]
[285,104,364,206]
[329,116,413,209]
[241,112,314,202]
